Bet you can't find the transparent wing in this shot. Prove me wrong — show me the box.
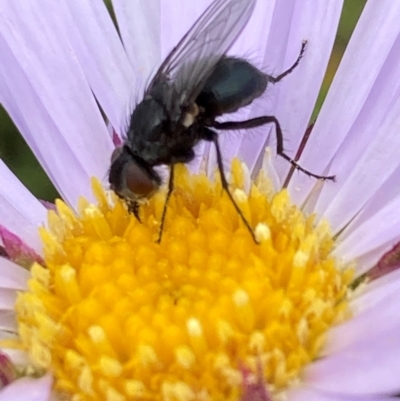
[147,0,256,105]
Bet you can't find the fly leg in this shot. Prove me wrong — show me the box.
[157,164,175,243]
[127,200,141,223]
[210,118,335,181]
[268,40,307,84]
[202,128,258,244]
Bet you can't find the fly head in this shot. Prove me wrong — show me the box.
[109,146,162,218]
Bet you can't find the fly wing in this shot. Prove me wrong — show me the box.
[146,0,256,107]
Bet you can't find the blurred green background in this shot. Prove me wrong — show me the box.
[0,0,366,202]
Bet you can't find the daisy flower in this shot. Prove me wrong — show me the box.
[0,0,400,400]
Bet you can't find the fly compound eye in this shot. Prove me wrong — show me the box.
[109,147,160,201]
[123,160,157,198]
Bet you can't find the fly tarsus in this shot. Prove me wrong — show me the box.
[157,164,175,243]
[268,40,307,84]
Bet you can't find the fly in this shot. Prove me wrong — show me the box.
[109,0,335,243]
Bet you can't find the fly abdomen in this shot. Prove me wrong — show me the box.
[196,57,267,118]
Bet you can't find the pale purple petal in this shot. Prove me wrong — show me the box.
[334,197,400,274]
[289,2,400,208]
[113,0,161,82]
[288,386,394,401]
[0,258,29,291]
[61,0,136,134]
[0,162,46,254]
[0,374,52,401]
[0,290,17,311]
[112,0,161,81]
[0,312,16,332]
[0,1,113,206]
[304,322,400,394]
[351,268,400,314]
[315,92,400,234]
[341,163,400,233]
[323,290,400,355]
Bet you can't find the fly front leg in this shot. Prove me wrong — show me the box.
[127,200,141,223]
[157,164,175,243]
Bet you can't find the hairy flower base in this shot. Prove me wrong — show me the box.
[16,162,353,401]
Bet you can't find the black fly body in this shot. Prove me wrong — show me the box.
[108,0,335,243]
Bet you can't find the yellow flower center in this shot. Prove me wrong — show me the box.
[16,161,353,401]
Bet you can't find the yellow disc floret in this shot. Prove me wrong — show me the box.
[16,161,353,401]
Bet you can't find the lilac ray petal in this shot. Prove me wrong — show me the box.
[61,0,136,134]
[351,268,400,314]
[288,386,395,401]
[340,161,400,236]
[0,290,18,311]
[112,0,161,80]
[333,196,400,274]
[237,0,343,176]
[0,63,90,206]
[304,322,400,394]
[322,290,400,355]
[311,43,400,231]
[0,374,52,401]
[0,1,114,206]
[0,162,46,253]
[0,258,29,291]
[289,1,400,205]
[0,312,16,332]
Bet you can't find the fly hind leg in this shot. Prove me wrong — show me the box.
[210,117,335,181]
[157,164,175,243]
[268,40,307,84]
